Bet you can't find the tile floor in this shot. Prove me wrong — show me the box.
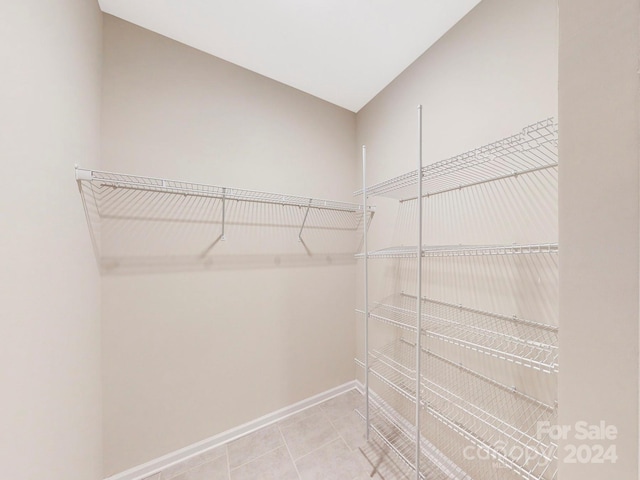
[142,389,412,480]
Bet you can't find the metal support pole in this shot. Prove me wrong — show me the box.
[221,188,226,241]
[363,145,370,441]
[415,105,423,479]
[298,199,313,242]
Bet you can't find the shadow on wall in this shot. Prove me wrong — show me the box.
[77,175,372,275]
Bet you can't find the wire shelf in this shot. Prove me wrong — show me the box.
[362,294,558,373]
[356,302,419,333]
[420,345,558,480]
[362,339,557,480]
[79,168,373,213]
[356,401,468,480]
[354,118,557,201]
[75,167,373,269]
[356,242,559,259]
[369,342,418,403]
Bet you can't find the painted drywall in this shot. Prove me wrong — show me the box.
[0,1,103,479]
[355,0,558,478]
[101,15,358,475]
[558,0,640,478]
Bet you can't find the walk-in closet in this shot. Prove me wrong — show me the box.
[4,1,639,480]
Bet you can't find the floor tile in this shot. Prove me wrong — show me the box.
[332,410,367,451]
[162,445,227,479]
[169,456,229,480]
[278,404,324,429]
[319,390,365,421]
[230,446,298,480]
[227,424,284,468]
[295,438,369,480]
[279,410,339,459]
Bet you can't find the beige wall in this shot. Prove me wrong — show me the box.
[0,1,103,479]
[558,0,639,479]
[101,15,358,475]
[355,0,558,478]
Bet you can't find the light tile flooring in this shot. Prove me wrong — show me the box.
[143,389,412,480]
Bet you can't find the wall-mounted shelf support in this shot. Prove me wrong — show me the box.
[298,198,313,242]
[221,187,227,241]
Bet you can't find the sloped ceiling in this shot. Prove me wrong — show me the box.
[99,0,481,112]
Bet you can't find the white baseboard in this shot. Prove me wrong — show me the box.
[104,380,359,480]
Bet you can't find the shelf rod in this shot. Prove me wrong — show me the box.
[363,144,370,441]
[415,105,423,480]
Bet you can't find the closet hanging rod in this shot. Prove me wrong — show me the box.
[354,117,557,201]
[76,167,374,214]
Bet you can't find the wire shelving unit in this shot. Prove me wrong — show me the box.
[75,167,373,271]
[357,112,559,480]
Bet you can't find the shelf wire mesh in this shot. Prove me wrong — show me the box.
[360,294,557,373]
[86,169,372,212]
[356,242,559,259]
[359,339,557,480]
[421,345,557,480]
[355,118,557,200]
[356,396,469,480]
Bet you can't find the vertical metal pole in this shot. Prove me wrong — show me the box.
[415,105,423,479]
[363,145,370,441]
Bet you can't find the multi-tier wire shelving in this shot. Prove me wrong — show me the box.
[356,112,558,480]
[75,167,374,272]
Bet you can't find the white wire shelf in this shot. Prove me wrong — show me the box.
[354,118,557,201]
[359,294,558,373]
[356,242,559,259]
[420,345,558,480]
[77,168,374,213]
[356,302,420,333]
[355,400,468,480]
[360,342,418,403]
[361,339,557,480]
[75,167,373,269]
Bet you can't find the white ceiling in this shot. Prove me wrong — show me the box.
[98,0,481,112]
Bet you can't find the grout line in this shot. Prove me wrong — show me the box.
[225,445,231,480]
[228,443,284,471]
[277,424,302,480]
[330,411,357,452]
[292,436,345,463]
